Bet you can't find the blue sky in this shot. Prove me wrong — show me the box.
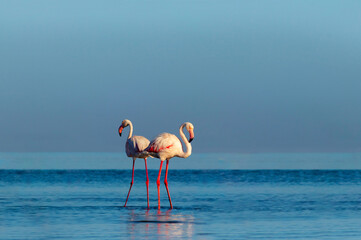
[0,0,360,152]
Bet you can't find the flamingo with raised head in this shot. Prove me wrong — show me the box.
[143,122,194,209]
[118,119,151,208]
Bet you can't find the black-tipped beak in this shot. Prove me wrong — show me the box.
[188,129,194,143]
[118,126,124,137]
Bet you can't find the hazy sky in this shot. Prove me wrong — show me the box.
[0,0,360,153]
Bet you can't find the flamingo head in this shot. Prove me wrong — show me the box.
[118,119,130,137]
[185,122,194,143]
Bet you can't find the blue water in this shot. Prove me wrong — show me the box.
[1,170,361,239]
[2,152,361,169]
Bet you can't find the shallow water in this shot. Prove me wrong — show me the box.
[1,170,361,239]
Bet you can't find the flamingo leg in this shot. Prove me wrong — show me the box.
[156,161,164,210]
[144,158,150,209]
[164,159,173,209]
[124,158,135,207]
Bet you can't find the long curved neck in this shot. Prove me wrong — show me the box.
[179,124,192,158]
[127,122,133,139]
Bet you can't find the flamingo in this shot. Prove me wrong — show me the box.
[143,122,194,209]
[118,119,151,208]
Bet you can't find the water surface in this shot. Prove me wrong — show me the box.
[1,170,361,239]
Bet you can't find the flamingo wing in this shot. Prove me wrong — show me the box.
[146,133,182,153]
[126,135,150,157]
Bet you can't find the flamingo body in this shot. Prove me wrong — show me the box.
[126,136,150,158]
[146,133,183,160]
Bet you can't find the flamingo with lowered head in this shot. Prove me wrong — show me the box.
[142,122,194,209]
[118,119,151,208]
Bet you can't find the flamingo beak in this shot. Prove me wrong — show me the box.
[118,126,124,137]
[188,129,194,143]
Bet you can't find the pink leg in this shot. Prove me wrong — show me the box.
[144,158,150,209]
[124,158,135,207]
[164,160,173,209]
[156,161,164,210]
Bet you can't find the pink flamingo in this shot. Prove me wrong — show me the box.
[118,119,151,208]
[143,122,194,209]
